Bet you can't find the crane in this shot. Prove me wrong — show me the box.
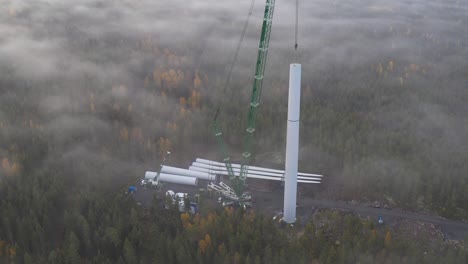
[213,0,276,202]
[141,151,171,188]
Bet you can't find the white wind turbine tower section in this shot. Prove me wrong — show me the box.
[144,171,198,186]
[283,63,301,224]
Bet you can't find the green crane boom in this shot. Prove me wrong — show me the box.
[214,0,276,198]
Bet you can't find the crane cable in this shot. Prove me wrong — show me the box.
[213,0,256,176]
[215,0,256,120]
[294,0,299,60]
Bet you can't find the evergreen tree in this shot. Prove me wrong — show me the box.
[63,232,80,264]
[123,238,137,264]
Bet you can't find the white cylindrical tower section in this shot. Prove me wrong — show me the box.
[145,171,198,186]
[159,173,198,186]
[161,166,216,181]
[145,171,158,180]
[283,64,301,223]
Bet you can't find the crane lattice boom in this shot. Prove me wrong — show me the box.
[214,0,276,198]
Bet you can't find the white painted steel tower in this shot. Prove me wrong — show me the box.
[283,63,301,223]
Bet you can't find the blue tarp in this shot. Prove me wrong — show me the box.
[128,186,137,193]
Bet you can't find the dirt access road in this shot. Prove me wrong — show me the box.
[253,189,468,240]
[133,184,468,240]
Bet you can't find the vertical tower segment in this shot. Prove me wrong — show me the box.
[283,63,301,223]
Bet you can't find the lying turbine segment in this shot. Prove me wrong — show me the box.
[145,171,198,186]
[161,165,217,181]
[189,165,321,184]
[195,158,322,178]
[190,162,322,181]
[191,158,322,184]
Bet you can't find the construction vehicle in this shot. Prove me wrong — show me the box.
[213,0,276,205]
[165,190,198,213]
[141,151,171,188]
[378,215,384,224]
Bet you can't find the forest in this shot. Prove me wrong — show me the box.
[0,171,466,263]
[1,0,468,262]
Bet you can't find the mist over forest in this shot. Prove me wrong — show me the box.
[0,0,467,262]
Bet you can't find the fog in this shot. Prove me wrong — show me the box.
[0,0,467,201]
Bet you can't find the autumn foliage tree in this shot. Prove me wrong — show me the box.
[384,231,392,249]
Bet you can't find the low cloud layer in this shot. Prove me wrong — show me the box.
[0,0,467,194]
